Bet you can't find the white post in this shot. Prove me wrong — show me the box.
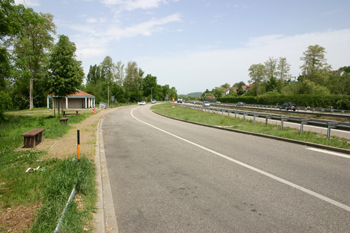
[47,97,49,109]
[85,97,87,108]
[66,97,68,109]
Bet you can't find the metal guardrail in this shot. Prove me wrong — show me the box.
[176,103,350,139]
[188,101,350,120]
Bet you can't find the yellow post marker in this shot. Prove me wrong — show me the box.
[77,130,80,161]
[172,97,175,108]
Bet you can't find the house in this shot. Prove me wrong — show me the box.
[47,90,95,109]
[223,86,238,95]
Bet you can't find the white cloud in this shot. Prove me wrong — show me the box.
[100,0,167,11]
[105,13,181,39]
[136,29,350,94]
[14,0,39,6]
[87,18,98,23]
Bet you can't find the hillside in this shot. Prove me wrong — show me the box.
[180,92,202,98]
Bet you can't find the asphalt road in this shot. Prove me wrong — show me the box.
[102,104,350,233]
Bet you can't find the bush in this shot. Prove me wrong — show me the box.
[0,91,12,121]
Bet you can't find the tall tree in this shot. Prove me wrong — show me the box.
[14,9,56,109]
[276,57,291,81]
[264,57,278,81]
[100,56,115,106]
[142,74,157,99]
[0,0,24,89]
[47,35,84,115]
[123,61,143,102]
[300,44,331,85]
[115,61,125,86]
[248,63,265,96]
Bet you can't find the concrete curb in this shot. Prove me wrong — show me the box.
[152,111,350,155]
[94,110,119,233]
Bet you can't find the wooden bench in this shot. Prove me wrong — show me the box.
[21,128,45,148]
[60,117,68,124]
[63,111,79,116]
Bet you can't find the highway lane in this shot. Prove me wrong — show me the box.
[102,104,350,232]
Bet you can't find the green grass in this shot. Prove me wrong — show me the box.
[0,110,97,232]
[151,103,350,149]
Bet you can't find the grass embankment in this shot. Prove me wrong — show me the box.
[151,103,350,150]
[0,109,97,232]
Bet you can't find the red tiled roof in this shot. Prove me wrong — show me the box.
[48,90,94,97]
[67,90,94,97]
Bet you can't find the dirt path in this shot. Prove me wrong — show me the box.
[36,108,116,160]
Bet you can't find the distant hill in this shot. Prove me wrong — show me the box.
[180,92,202,98]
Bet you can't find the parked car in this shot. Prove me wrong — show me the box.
[216,101,221,104]
[203,101,210,107]
[237,102,245,106]
[151,100,157,104]
[138,101,146,105]
[280,102,296,111]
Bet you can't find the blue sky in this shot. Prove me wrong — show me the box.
[15,0,350,94]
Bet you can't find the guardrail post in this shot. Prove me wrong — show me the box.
[228,111,230,117]
[327,122,337,139]
[222,110,224,116]
[253,114,257,124]
[280,117,288,130]
[243,113,246,121]
[265,116,270,126]
[300,120,309,135]
[234,111,237,119]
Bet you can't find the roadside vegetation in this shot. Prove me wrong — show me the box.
[0,109,97,232]
[151,103,350,150]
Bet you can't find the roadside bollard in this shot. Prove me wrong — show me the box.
[77,130,80,161]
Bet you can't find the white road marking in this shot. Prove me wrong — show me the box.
[131,108,350,212]
[306,148,350,159]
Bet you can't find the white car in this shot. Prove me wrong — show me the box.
[138,101,146,105]
[151,100,157,104]
[203,101,210,107]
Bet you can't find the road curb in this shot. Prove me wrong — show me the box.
[94,109,119,233]
[152,110,350,155]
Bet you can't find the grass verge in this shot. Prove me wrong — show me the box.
[0,111,97,232]
[151,103,350,150]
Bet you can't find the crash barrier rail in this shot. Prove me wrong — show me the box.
[188,101,350,121]
[233,103,350,114]
[176,103,350,139]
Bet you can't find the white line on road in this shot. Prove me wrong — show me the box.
[306,148,350,159]
[131,108,350,212]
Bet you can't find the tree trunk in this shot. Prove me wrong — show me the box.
[54,98,56,117]
[29,75,34,110]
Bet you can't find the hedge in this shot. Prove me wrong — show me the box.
[217,94,350,110]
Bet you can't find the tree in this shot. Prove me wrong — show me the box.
[14,9,56,109]
[248,64,266,96]
[276,57,291,81]
[221,83,230,89]
[47,35,84,115]
[300,45,331,85]
[100,56,116,107]
[115,61,125,86]
[123,61,143,102]
[0,0,24,89]
[264,57,278,81]
[142,74,157,100]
